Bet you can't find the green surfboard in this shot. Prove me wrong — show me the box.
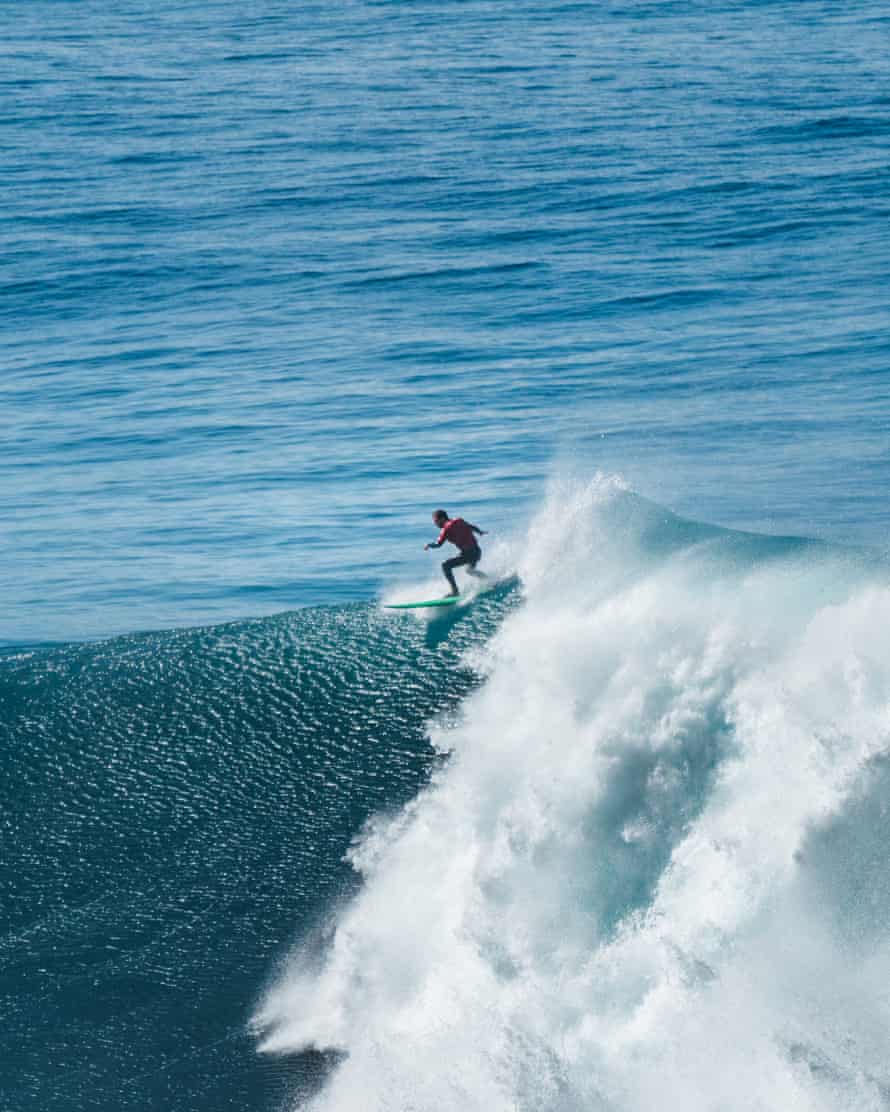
[385,596,461,609]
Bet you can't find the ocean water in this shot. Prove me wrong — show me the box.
[3,0,890,1109]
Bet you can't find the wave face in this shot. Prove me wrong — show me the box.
[255,477,890,1110]
[0,594,514,1111]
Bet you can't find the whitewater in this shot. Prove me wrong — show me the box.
[255,477,890,1110]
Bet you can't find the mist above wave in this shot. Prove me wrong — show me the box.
[255,477,890,1111]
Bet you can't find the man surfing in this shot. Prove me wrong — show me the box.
[424,509,487,596]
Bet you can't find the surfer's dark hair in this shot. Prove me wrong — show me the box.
[433,508,448,520]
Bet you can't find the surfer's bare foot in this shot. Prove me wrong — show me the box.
[444,590,458,597]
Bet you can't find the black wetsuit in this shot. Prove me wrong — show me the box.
[442,544,482,592]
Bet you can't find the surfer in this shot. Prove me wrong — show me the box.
[424,509,487,596]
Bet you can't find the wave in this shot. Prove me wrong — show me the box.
[0,591,516,1111]
[253,476,890,1110]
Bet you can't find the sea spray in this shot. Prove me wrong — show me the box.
[255,477,890,1111]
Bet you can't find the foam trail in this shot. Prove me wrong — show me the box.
[254,476,890,1111]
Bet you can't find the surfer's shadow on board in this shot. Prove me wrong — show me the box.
[385,576,521,650]
[380,594,481,650]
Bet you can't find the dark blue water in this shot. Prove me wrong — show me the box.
[3,1,890,1109]
[1,588,519,1110]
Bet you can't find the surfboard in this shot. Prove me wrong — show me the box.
[385,596,461,609]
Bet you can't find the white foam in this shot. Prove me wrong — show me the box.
[380,533,514,612]
[256,476,890,1110]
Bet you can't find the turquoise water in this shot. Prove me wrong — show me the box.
[4,1,890,1109]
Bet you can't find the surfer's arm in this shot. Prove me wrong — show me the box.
[469,524,487,536]
[425,527,448,551]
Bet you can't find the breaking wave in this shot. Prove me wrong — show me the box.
[255,476,890,1111]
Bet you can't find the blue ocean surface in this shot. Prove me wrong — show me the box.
[3,0,890,643]
[3,1,890,1109]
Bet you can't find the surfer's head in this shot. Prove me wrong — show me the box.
[433,509,448,526]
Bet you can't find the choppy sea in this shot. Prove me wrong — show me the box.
[3,1,890,1109]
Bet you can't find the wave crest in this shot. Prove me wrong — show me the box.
[255,478,890,1111]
